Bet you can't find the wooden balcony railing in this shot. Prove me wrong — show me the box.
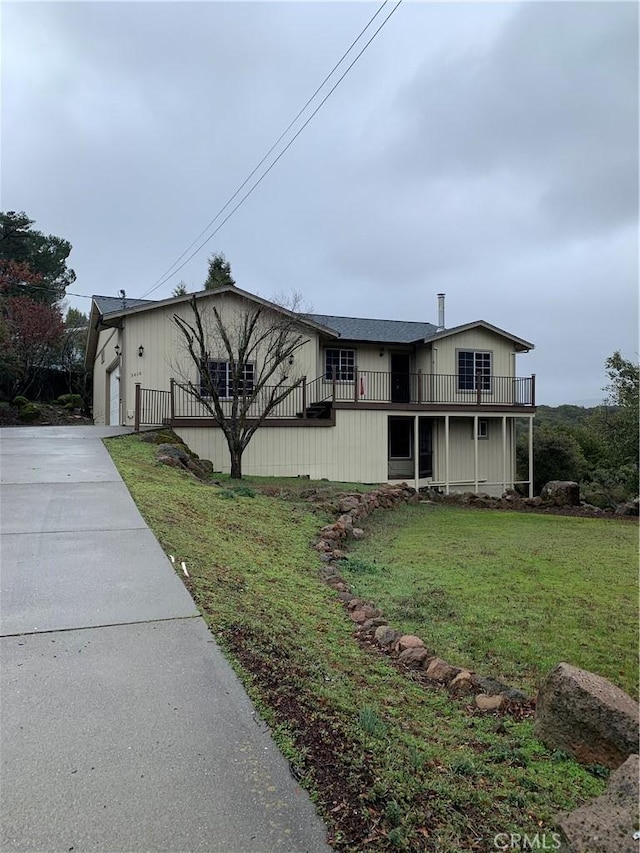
[134,372,535,429]
[328,371,535,407]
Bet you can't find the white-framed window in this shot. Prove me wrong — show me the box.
[200,360,255,399]
[458,350,492,391]
[325,348,355,381]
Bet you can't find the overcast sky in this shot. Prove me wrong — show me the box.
[2,1,637,405]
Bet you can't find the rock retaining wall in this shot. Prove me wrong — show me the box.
[313,483,531,713]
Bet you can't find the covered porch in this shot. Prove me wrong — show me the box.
[387,413,535,498]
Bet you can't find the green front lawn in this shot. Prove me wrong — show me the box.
[341,504,638,698]
[105,434,617,852]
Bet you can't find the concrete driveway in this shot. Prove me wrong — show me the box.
[0,426,331,853]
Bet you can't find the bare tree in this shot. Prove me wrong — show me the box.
[173,293,309,478]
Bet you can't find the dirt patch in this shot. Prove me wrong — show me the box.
[199,612,376,849]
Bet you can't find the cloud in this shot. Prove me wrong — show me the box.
[383,2,638,234]
[1,1,636,405]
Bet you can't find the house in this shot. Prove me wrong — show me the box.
[85,286,536,495]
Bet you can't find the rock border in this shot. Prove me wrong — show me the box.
[312,483,530,713]
[422,485,639,518]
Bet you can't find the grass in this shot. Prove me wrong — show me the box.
[340,504,639,698]
[106,433,611,852]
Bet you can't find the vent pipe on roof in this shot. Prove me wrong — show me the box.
[437,293,445,332]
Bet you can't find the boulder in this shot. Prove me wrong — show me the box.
[360,617,388,633]
[338,496,361,513]
[540,481,580,507]
[349,604,378,623]
[535,663,639,769]
[395,635,425,653]
[476,676,528,703]
[351,528,365,540]
[349,609,368,624]
[449,670,478,696]
[615,499,639,517]
[374,626,400,648]
[155,443,212,480]
[555,754,639,853]
[475,694,504,712]
[398,647,432,669]
[424,657,461,684]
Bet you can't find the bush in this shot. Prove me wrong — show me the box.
[517,426,588,494]
[56,393,82,408]
[12,395,29,408]
[18,402,41,422]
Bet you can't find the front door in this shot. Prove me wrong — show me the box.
[418,418,433,478]
[109,367,120,425]
[391,354,411,403]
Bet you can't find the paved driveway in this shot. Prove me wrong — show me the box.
[0,426,331,853]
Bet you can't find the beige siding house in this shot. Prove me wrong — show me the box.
[86,287,536,495]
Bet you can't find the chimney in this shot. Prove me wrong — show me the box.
[437,293,445,331]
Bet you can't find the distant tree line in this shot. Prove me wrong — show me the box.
[517,353,639,503]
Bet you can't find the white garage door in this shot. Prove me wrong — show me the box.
[109,367,120,425]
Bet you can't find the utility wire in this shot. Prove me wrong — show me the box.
[0,281,93,300]
[142,1,391,297]
[140,0,402,299]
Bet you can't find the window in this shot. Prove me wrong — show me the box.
[325,348,355,381]
[389,417,413,458]
[458,350,492,391]
[200,360,255,398]
[476,419,488,439]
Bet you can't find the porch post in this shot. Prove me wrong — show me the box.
[414,416,419,491]
[502,415,507,493]
[302,376,307,419]
[170,378,175,421]
[444,414,450,494]
[528,415,534,498]
[354,366,359,403]
[473,414,479,493]
[134,383,141,432]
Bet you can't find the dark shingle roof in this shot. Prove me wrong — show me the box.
[93,295,155,316]
[308,313,437,344]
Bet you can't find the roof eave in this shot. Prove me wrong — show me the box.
[97,285,340,338]
[423,321,534,352]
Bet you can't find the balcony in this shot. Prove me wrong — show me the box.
[328,370,535,408]
[134,371,535,429]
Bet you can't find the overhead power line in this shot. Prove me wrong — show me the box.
[0,280,92,300]
[140,0,402,299]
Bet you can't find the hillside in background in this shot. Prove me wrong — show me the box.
[534,404,603,428]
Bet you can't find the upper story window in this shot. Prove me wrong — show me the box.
[458,350,492,391]
[325,348,355,381]
[200,360,255,399]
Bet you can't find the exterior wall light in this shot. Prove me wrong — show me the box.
[114,344,120,356]
[138,345,144,357]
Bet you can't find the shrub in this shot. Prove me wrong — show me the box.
[18,403,41,422]
[12,395,29,408]
[56,393,82,408]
